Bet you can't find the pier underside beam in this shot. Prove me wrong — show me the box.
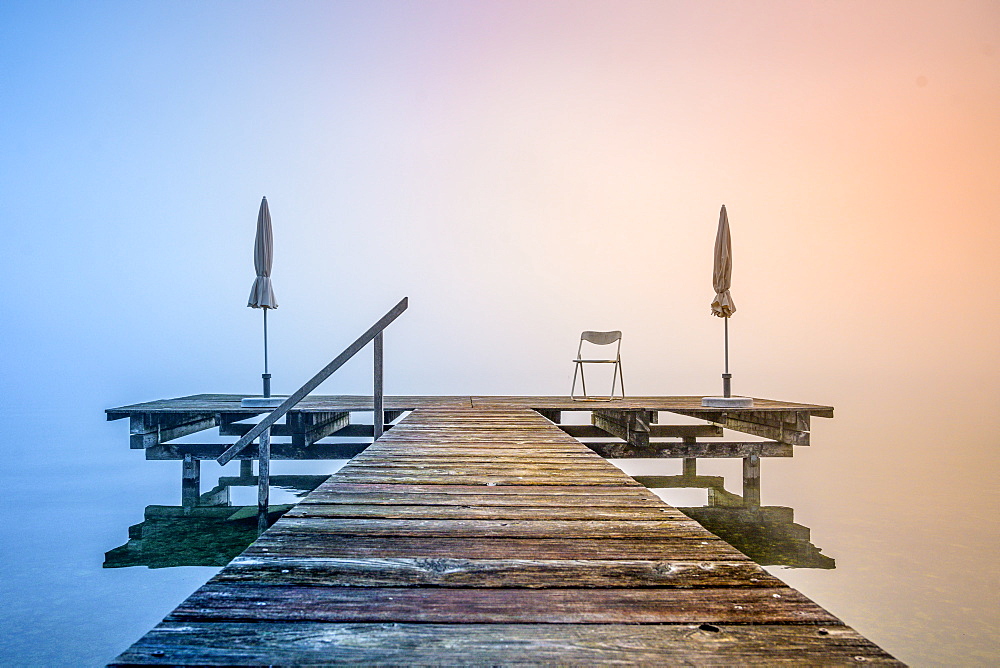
[667,409,812,446]
[561,424,722,439]
[591,409,656,448]
[583,440,791,459]
[129,413,217,449]
[146,443,369,461]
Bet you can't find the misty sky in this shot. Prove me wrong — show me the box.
[1,0,997,413]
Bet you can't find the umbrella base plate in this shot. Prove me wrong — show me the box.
[241,397,286,408]
[701,396,754,408]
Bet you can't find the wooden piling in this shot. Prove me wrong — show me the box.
[743,453,761,508]
[257,428,270,534]
[180,454,199,513]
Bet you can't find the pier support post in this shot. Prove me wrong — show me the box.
[240,459,254,478]
[181,454,200,513]
[257,427,270,534]
[682,458,697,478]
[743,454,760,508]
[374,331,384,440]
[682,436,697,478]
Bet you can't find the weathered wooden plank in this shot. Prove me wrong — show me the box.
[311,482,662,498]
[110,622,899,667]
[345,452,616,463]
[584,440,793,458]
[329,473,640,486]
[269,517,709,539]
[168,584,839,624]
[356,439,607,450]
[356,442,595,452]
[285,503,688,521]
[303,491,662,507]
[347,455,602,466]
[336,462,621,475]
[244,535,744,561]
[337,460,623,472]
[213,556,784,588]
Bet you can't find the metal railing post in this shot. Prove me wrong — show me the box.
[257,427,270,533]
[374,331,384,439]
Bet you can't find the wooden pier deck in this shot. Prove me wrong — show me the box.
[110,405,898,666]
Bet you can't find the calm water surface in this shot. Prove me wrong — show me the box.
[0,387,996,667]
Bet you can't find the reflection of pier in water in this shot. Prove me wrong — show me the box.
[106,467,833,572]
[104,475,326,569]
[633,467,835,569]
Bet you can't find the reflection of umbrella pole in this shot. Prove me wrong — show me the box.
[262,307,271,398]
[723,317,732,398]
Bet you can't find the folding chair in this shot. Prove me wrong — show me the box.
[571,330,625,400]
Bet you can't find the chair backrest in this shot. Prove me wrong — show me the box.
[577,330,622,359]
[580,330,622,346]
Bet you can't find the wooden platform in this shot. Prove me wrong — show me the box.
[107,393,834,415]
[107,393,833,456]
[109,407,897,666]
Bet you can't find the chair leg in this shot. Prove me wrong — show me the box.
[571,363,580,399]
[616,361,625,398]
[580,365,588,398]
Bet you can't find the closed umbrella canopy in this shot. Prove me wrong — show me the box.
[248,196,278,309]
[711,204,735,318]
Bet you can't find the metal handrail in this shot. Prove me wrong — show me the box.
[217,296,408,466]
[216,297,407,533]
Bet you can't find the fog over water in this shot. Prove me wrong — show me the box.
[1,2,997,665]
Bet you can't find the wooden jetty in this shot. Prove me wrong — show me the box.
[109,403,899,665]
[107,299,897,663]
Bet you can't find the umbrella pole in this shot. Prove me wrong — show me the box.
[262,307,271,398]
[723,316,732,398]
